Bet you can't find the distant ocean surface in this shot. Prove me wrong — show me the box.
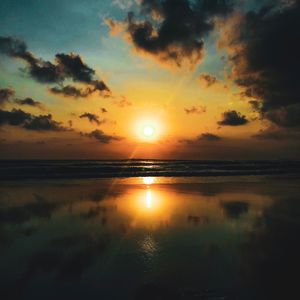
[1,160,300,180]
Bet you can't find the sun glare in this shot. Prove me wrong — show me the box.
[133,116,165,142]
[143,125,155,137]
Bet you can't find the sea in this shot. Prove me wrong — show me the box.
[1,159,300,180]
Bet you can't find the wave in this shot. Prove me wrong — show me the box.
[1,160,300,180]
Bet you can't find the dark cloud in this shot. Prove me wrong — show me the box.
[79,113,103,126]
[220,1,300,127]
[252,126,300,140]
[55,53,95,83]
[199,132,222,141]
[49,85,94,98]
[0,108,69,131]
[0,36,62,83]
[24,114,69,131]
[0,108,31,126]
[115,0,233,67]
[14,97,46,110]
[54,53,110,94]
[0,36,110,96]
[28,60,62,84]
[101,107,108,113]
[218,110,249,126]
[0,87,14,107]
[81,129,123,144]
[180,132,222,144]
[0,36,38,65]
[113,96,132,107]
[184,105,206,114]
[248,100,262,112]
[263,104,300,128]
[198,73,218,87]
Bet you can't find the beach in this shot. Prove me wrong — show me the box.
[2,0,300,298]
[1,174,300,299]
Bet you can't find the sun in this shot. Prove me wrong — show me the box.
[133,116,164,142]
[143,125,155,137]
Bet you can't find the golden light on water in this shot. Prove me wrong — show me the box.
[143,177,155,209]
[143,177,155,185]
[115,177,176,229]
[85,176,269,232]
[146,189,153,209]
[131,177,165,219]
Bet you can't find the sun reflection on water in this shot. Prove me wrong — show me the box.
[140,235,158,256]
[143,177,155,185]
[146,189,152,209]
[124,176,170,229]
[143,177,156,211]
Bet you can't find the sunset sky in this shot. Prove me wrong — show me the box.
[0,0,299,159]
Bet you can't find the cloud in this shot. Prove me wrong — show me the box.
[105,18,127,36]
[180,132,222,144]
[184,105,206,114]
[252,126,300,140]
[218,1,300,127]
[198,73,229,92]
[0,36,38,65]
[24,114,70,131]
[0,36,110,97]
[0,88,15,107]
[0,36,61,83]
[101,108,108,113]
[14,97,46,110]
[263,105,300,128]
[199,133,222,141]
[79,113,103,126]
[113,96,132,107]
[0,108,69,131]
[55,53,95,83]
[248,100,262,112]
[198,73,218,87]
[217,110,248,126]
[49,85,95,98]
[81,129,123,144]
[54,54,110,94]
[108,0,233,68]
[0,108,31,126]
[52,53,110,95]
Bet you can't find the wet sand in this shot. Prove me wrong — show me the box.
[0,176,299,299]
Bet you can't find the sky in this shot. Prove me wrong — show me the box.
[0,0,300,159]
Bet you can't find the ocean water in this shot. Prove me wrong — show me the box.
[0,175,300,299]
[1,160,300,180]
